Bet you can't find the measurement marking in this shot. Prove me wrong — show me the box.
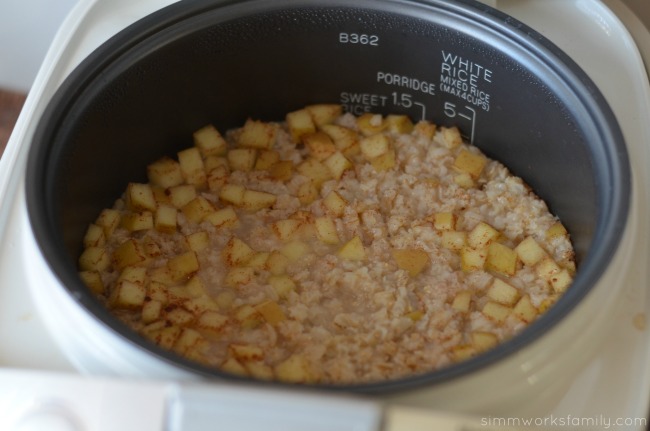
[464,106,477,145]
[414,102,427,121]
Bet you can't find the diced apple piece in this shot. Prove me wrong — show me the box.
[550,269,573,293]
[234,305,262,330]
[323,151,353,180]
[218,184,245,207]
[454,172,475,189]
[386,114,414,133]
[487,279,519,306]
[182,196,215,224]
[147,157,184,188]
[244,361,274,380]
[149,265,175,285]
[297,181,318,205]
[114,239,148,270]
[392,248,429,277]
[184,275,207,297]
[337,236,366,261]
[254,150,281,171]
[306,103,342,126]
[472,331,498,352]
[266,252,290,276]
[513,294,538,323]
[371,150,397,171]
[482,301,511,323]
[223,237,255,267]
[167,308,195,327]
[111,280,146,309]
[78,271,105,295]
[204,156,229,173]
[83,224,106,248]
[241,190,276,211]
[227,148,257,172]
[323,191,348,217]
[167,284,194,300]
[269,160,294,182]
[268,275,295,298]
[460,246,487,272]
[174,328,207,356]
[314,217,340,244]
[320,124,359,156]
[275,354,313,383]
[433,212,456,231]
[205,206,239,229]
[155,205,177,234]
[193,124,227,157]
[546,221,569,240]
[156,325,182,350]
[207,165,229,193]
[118,266,147,285]
[451,345,476,362]
[167,251,200,281]
[255,300,286,325]
[221,357,248,376]
[179,336,210,364]
[280,240,310,262]
[453,149,487,179]
[183,296,220,315]
[185,231,210,253]
[272,219,301,241]
[286,109,316,142]
[238,119,276,149]
[451,291,472,312]
[402,310,423,322]
[297,158,333,189]
[96,209,121,238]
[414,121,437,140]
[538,296,558,314]
[215,291,236,310]
[486,242,518,276]
[304,131,337,161]
[440,126,463,149]
[468,222,499,249]
[441,231,466,251]
[197,310,228,333]
[357,113,385,136]
[167,184,197,209]
[360,133,390,159]
[178,147,207,187]
[146,282,169,304]
[536,257,561,281]
[126,183,157,212]
[515,236,547,266]
[246,252,270,269]
[225,267,255,287]
[141,300,163,323]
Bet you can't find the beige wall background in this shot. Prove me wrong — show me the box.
[623,0,650,28]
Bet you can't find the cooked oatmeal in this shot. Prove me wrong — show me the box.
[78,104,575,384]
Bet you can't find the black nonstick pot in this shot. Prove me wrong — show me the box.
[26,0,630,393]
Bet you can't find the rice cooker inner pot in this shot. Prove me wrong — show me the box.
[26,0,630,392]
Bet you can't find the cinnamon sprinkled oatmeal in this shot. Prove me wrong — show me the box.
[78,105,575,384]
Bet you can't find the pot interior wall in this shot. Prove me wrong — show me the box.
[28,0,629,389]
[46,3,605,265]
